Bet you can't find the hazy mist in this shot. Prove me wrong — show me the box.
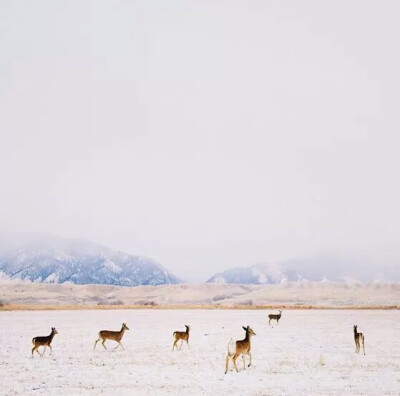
[1,1,400,281]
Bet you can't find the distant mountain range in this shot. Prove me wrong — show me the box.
[0,235,398,286]
[207,253,400,284]
[0,236,181,286]
[207,263,300,284]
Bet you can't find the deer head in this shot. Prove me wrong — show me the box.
[242,326,256,336]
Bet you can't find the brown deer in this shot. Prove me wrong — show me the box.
[353,325,365,355]
[94,323,129,350]
[172,325,190,350]
[268,310,282,326]
[225,326,256,374]
[31,327,58,357]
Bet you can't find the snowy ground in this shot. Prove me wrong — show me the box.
[0,309,398,395]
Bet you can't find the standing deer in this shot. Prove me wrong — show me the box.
[31,327,58,357]
[172,325,190,350]
[225,326,256,374]
[94,323,129,350]
[353,325,365,355]
[268,310,282,326]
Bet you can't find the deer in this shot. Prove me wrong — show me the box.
[353,325,365,355]
[94,323,129,351]
[225,326,256,374]
[268,310,282,326]
[172,325,190,350]
[31,327,58,357]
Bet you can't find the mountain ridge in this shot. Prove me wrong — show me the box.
[0,236,181,286]
[207,254,399,284]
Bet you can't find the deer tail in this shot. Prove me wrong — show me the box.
[227,338,235,356]
[173,331,176,336]
[32,338,36,345]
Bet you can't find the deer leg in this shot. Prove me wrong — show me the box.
[362,337,365,355]
[268,319,271,326]
[32,345,41,357]
[186,340,190,350]
[232,354,239,372]
[101,339,107,350]
[179,340,183,350]
[172,339,178,351]
[242,355,246,370]
[48,345,53,355]
[42,346,46,356]
[225,354,231,374]
[248,352,252,367]
[116,341,124,350]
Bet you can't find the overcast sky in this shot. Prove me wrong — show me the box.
[1,1,400,281]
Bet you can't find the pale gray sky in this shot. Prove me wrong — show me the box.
[1,1,400,281]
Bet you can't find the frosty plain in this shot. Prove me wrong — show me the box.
[0,309,398,395]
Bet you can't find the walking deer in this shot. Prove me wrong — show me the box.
[353,325,365,355]
[268,310,282,326]
[94,323,129,350]
[172,325,190,350]
[31,327,58,357]
[225,326,256,374]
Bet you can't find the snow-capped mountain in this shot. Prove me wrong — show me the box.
[207,263,300,284]
[0,236,181,286]
[207,253,400,284]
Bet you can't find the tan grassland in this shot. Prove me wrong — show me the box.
[0,280,398,311]
[1,303,399,311]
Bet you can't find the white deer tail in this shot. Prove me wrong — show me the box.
[227,338,235,356]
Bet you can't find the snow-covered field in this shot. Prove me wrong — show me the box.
[0,309,398,395]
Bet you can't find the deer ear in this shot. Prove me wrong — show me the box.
[242,326,247,331]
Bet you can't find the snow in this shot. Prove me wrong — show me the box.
[208,274,227,284]
[102,258,122,274]
[0,237,181,286]
[257,273,268,284]
[43,273,60,283]
[0,309,398,395]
